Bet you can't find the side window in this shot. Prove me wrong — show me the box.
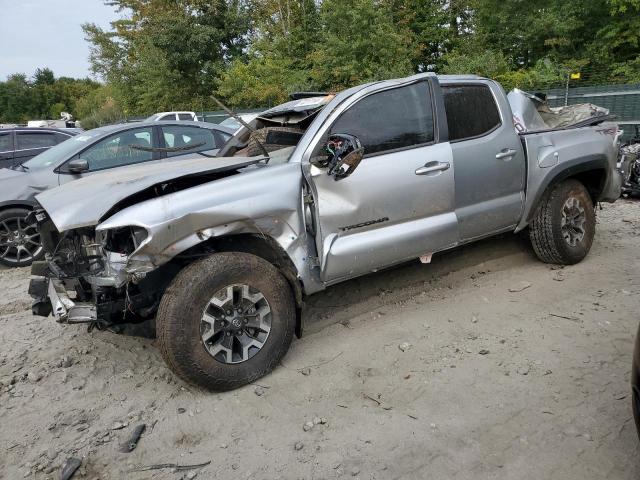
[55,132,73,144]
[0,132,12,151]
[17,132,57,149]
[159,114,175,121]
[328,82,434,156]
[161,125,217,157]
[443,84,501,141]
[178,113,193,121]
[80,128,153,171]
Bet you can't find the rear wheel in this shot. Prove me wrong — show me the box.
[529,179,596,265]
[0,208,43,268]
[156,252,295,391]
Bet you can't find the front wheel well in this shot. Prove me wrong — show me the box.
[0,203,33,214]
[173,234,305,337]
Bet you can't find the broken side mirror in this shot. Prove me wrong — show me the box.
[67,158,89,174]
[312,134,364,180]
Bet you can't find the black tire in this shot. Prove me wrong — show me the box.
[156,252,295,391]
[0,207,44,268]
[529,179,596,265]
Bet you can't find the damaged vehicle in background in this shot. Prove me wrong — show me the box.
[617,125,640,197]
[0,121,234,267]
[29,74,622,391]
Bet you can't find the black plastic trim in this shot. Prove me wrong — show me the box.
[525,154,610,223]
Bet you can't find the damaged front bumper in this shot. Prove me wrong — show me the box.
[29,274,97,323]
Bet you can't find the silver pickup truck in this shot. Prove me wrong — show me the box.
[29,73,621,391]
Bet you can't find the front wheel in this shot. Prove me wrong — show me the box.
[529,179,596,265]
[156,252,296,391]
[0,208,44,268]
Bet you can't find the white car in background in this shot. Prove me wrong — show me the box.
[146,111,198,122]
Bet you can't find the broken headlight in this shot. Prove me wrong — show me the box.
[101,226,149,256]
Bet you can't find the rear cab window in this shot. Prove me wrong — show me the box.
[442,84,501,141]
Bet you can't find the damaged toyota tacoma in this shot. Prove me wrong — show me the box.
[29,74,623,391]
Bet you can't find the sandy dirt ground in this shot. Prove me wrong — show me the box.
[1,200,639,479]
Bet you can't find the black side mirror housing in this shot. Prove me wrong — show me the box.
[312,134,364,180]
[67,158,89,174]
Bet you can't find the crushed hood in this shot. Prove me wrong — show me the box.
[36,154,263,231]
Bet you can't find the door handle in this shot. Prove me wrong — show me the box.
[496,148,517,160]
[415,161,450,176]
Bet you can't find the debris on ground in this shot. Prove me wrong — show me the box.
[59,457,82,480]
[119,424,146,453]
[131,461,211,473]
[508,281,532,292]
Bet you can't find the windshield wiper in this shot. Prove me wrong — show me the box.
[210,94,270,160]
[130,142,206,153]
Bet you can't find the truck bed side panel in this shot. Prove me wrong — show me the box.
[516,126,618,231]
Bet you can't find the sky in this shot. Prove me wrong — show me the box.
[0,0,121,81]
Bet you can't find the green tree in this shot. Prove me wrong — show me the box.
[0,70,101,123]
[309,0,415,90]
[84,0,251,114]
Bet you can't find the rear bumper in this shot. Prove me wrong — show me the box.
[29,276,97,323]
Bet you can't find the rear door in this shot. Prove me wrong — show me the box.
[306,78,458,284]
[14,130,58,163]
[0,131,14,167]
[442,82,526,240]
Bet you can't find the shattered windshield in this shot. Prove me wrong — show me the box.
[224,95,334,160]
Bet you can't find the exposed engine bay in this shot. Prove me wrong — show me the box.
[224,95,334,159]
[30,94,334,329]
[30,212,183,328]
[619,126,640,197]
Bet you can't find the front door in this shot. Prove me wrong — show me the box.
[306,80,458,284]
[58,126,156,185]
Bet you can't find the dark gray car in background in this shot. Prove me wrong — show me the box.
[0,127,81,169]
[0,120,234,267]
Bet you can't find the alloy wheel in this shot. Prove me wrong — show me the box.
[560,196,587,247]
[200,284,272,364]
[0,215,42,265]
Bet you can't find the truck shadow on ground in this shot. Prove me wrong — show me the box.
[303,231,535,335]
[118,232,534,339]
